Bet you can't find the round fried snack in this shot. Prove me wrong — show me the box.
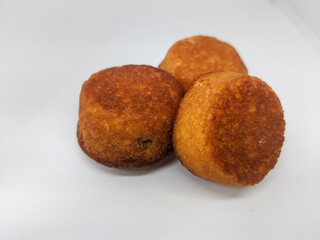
[77,65,183,168]
[159,35,248,93]
[173,72,285,186]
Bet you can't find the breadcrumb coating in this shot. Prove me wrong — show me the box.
[159,36,248,93]
[77,65,183,168]
[173,72,285,186]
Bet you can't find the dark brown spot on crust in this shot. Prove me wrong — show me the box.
[137,138,152,148]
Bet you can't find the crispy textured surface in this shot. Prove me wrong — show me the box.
[77,65,183,168]
[159,36,248,93]
[173,72,285,186]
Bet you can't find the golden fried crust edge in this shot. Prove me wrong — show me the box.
[77,122,173,169]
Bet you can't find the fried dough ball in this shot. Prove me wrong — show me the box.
[173,72,285,186]
[159,35,248,93]
[77,65,183,168]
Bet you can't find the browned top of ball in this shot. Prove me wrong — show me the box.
[81,65,182,120]
[159,36,248,93]
[173,72,285,186]
[78,65,182,168]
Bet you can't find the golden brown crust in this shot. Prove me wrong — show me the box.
[173,72,285,186]
[77,123,172,168]
[77,65,182,168]
[159,36,248,93]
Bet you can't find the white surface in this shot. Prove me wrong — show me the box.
[275,0,320,38]
[1,0,320,239]
[274,0,320,55]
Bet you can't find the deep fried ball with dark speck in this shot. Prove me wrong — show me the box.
[159,35,248,93]
[173,72,285,186]
[77,65,183,168]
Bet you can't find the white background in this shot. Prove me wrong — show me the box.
[1,0,320,239]
[276,0,320,39]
